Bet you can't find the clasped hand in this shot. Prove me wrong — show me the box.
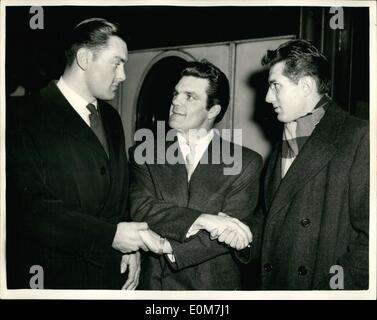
[113,222,169,290]
[112,222,150,253]
[195,212,252,250]
[112,213,251,261]
[112,222,170,255]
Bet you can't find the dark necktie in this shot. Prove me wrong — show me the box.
[86,103,109,156]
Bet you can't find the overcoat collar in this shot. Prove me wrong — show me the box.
[264,101,346,218]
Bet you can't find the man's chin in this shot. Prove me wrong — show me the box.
[98,93,116,101]
[168,120,179,130]
[277,115,289,123]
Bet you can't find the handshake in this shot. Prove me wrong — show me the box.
[190,212,252,251]
[112,212,252,255]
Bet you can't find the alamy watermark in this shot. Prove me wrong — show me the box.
[133,122,243,176]
[29,265,44,289]
[329,7,344,30]
[29,6,44,30]
[329,265,344,289]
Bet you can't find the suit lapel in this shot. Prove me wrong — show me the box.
[42,82,108,160]
[152,139,190,207]
[267,102,345,219]
[189,136,226,195]
[150,134,228,208]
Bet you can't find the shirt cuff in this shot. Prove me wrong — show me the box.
[163,238,175,262]
[186,220,201,238]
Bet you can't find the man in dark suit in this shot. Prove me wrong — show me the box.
[260,39,369,289]
[129,60,263,290]
[6,18,150,289]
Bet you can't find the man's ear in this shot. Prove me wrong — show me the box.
[208,104,221,121]
[299,76,316,97]
[76,48,92,71]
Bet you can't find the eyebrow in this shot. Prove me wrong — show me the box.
[184,90,197,95]
[113,56,127,63]
[174,89,198,96]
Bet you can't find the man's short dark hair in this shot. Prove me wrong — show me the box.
[64,18,121,66]
[181,59,230,124]
[262,39,331,94]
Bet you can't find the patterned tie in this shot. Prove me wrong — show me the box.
[86,103,109,156]
[185,141,196,181]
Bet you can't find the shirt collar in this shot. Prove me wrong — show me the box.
[177,129,214,147]
[57,76,97,110]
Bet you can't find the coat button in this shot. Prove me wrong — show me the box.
[298,265,308,276]
[263,263,272,272]
[100,167,106,175]
[300,218,311,227]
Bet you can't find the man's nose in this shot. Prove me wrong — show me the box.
[265,88,275,104]
[117,66,126,82]
[172,94,182,107]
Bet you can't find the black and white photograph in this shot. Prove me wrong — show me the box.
[0,0,375,301]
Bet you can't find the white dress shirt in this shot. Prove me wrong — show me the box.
[177,129,215,181]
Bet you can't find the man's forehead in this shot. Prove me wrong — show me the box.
[176,76,209,90]
[268,61,288,81]
[269,61,284,74]
[101,35,128,59]
[107,35,127,47]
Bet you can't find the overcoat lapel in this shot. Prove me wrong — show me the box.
[99,102,116,159]
[266,102,346,219]
[263,144,282,211]
[41,82,108,160]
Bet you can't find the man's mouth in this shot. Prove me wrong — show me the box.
[172,110,186,116]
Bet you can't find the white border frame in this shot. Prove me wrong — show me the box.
[1,0,376,300]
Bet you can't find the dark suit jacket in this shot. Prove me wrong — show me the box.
[261,101,369,290]
[6,81,129,289]
[129,135,263,290]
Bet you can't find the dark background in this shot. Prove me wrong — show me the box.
[5,5,369,119]
[6,6,300,92]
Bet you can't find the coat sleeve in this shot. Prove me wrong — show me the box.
[337,129,369,289]
[167,155,263,270]
[128,147,203,242]
[129,145,263,270]
[7,106,118,268]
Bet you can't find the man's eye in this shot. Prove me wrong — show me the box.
[270,83,281,91]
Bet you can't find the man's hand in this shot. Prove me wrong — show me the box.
[139,229,173,255]
[213,228,251,250]
[120,252,141,290]
[112,222,149,253]
[194,213,252,250]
